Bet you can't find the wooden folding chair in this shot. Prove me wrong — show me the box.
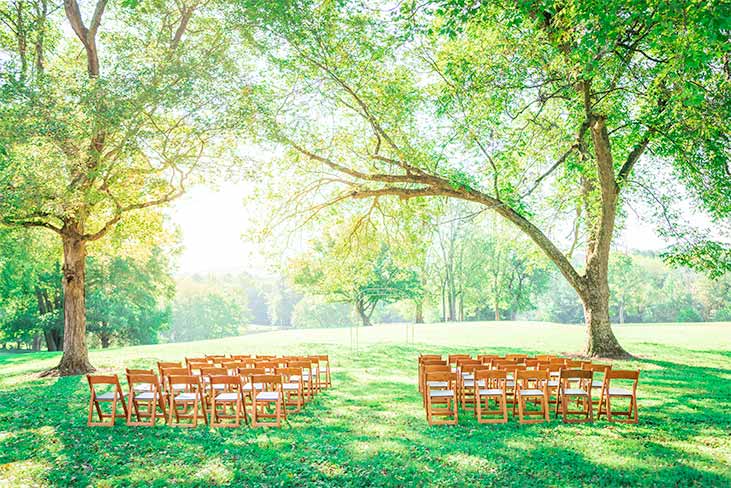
[306,356,322,394]
[316,355,332,389]
[167,374,207,427]
[555,369,593,423]
[598,370,639,424]
[240,367,267,401]
[461,364,489,410]
[421,364,451,407]
[583,362,612,415]
[477,354,499,365]
[277,367,305,413]
[126,373,166,426]
[210,375,248,427]
[161,366,190,397]
[474,370,509,424]
[87,375,128,427]
[185,357,210,368]
[418,359,446,393]
[288,360,315,402]
[514,370,550,424]
[424,371,459,426]
[250,374,285,427]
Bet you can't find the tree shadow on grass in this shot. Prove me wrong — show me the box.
[0,343,729,486]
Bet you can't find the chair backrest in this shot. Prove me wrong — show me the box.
[127,373,159,391]
[515,369,549,389]
[188,361,210,374]
[558,369,593,381]
[250,374,282,392]
[505,354,527,362]
[447,354,471,364]
[200,367,228,378]
[425,371,458,387]
[423,364,451,374]
[231,354,251,360]
[240,367,267,381]
[157,361,182,377]
[87,374,122,395]
[477,354,499,364]
[126,368,153,375]
[168,374,203,391]
[288,360,311,372]
[583,362,611,373]
[463,364,490,375]
[185,357,209,366]
[255,360,279,372]
[563,359,583,368]
[421,359,447,367]
[419,354,442,362]
[536,354,557,362]
[475,369,509,388]
[455,358,481,368]
[525,359,540,368]
[209,374,243,387]
[606,370,640,381]
[255,354,276,360]
[276,367,301,381]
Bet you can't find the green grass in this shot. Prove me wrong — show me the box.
[1,321,729,487]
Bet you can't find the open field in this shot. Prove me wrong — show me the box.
[1,321,730,487]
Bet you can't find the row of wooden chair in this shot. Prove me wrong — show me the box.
[87,354,332,428]
[418,353,639,426]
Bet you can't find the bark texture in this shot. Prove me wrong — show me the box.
[52,233,94,375]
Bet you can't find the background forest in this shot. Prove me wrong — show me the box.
[2,204,729,351]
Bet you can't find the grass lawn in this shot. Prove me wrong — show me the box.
[1,321,729,487]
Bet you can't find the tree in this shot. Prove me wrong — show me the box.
[0,1,234,374]
[0,227,63,351]
[290,228,422,327]
[234,1,729,357]
[86,250,174,348]
[167,275,252,343]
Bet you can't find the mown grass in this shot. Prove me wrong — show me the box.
[0,321,729,487]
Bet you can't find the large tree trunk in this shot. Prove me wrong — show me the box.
[580,260,627,358]
[48,233,94,376]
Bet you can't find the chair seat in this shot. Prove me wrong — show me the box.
[242,383,263,391]
[427,381,448,388]
[175,392,198,401]
[204,384,226,391]
[592,380,604,388]
[215,392,239,401]
[550,371,560,377]
[96,391,124,401]
[519,389,545,396]
[563,388,589,396]
[135,391,162,401]
[283,383,300,391]
[256,391,281,401]
[172,383,187,391]
[478,388,504,396]
[429,389,455,398]
[608,387,633,396]
[463,379,486,388]
[547,380,559,388]
[462,373,474,379]
[290,374,310,382]
[133,383,152,392]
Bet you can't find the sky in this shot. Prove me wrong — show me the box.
[168,182,670,275]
